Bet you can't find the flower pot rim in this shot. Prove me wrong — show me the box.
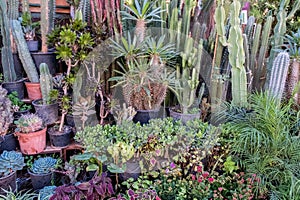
[48,125,72,135]
[169,107,201,115]
[15,127,47,136]
[2,78,25,84]
[27,168,53,176]
[0,170,16,180]
[32,99,58,106]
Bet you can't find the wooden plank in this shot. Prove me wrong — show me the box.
[26,0,70,14]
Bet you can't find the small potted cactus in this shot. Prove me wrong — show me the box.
[0,151,25,194]
[32,63,59,125]
[14,113,46,155]
[0,86,18,152]
[28,157,57,190]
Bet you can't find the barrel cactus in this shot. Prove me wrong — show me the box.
[0,150,25,177]
[30,157,57,174]
[0,86,13,137]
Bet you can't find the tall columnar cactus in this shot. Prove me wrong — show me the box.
[39,63,53,104]
[0,86,13,137]
[11,20,39,83]
[7,0,19,20]
[0,0,16,82]
[41,0,49,53]
[49,0,56,32]
[268,52,290,100]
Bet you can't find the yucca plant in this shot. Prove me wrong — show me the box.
[223,92,300,199]
[121,0,163,43]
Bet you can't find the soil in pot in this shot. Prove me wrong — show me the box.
[0,171,17,195]
[169,107,201,124]
[32,99,58,125]
[2,79,25,100]
[25,82,42,100]
[28,169,53,191]
[15,127,47,155]
[133,108,161,125]
[48,125,72,147]
[0,133,19,153]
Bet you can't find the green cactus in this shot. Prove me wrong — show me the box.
[41,0,49,53]
[78,0,90,23]
[30,157,57,174]
[39,63,53,105]
[11,20,39,83]
[268,51,290,100]
[49,0,56,32]
[7,0,19,20]
[0,0,16,82]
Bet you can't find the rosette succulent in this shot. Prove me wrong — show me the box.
[15,113,43,133]
[31,157,57,174]
[0,86,13,136]
[0,150,25,177]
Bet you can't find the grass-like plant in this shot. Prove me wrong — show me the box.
[223,92,300,199]
[0,189,37,200]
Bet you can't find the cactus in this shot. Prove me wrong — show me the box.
[7,0,19,20]
[41,0,49,53]
[0,86,13,137]
[0,0,16,82]
[268,52,290,100]
[78,0,90,23]
[39,63,53,105]
[0,151,25,177]
[30,157,57,174]
[11,20,39,83]
[15,113,44,133]
[49,0,56,32]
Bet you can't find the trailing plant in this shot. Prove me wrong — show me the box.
[30,157,57,174]
[14,113,44,133]
[0,150,25,177]
[0,86,13,137]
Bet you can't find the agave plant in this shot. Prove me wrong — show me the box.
[30,157,57,174]
[0,151,25,177]
[121,0,164,43]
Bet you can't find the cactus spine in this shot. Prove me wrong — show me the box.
[0,0,16,82]
[39,63,53,104]
[11,20,39,83]
[268,52,290,100]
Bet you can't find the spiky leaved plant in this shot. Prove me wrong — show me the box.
[0,86,13,137]
[121,0,163,43]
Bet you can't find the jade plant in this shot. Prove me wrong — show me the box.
[30,157,57,174]
[0,150,25,177]
[0,86,13,137]
[14,113,44,133]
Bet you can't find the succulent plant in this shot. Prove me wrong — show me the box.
[14,113,44,133]
[39,185,56,200]
[0,150,25,177]
[0,86,13,137]
[30,157,57,174]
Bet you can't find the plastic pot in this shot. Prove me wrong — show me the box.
[48,126,72,147]
[2,79,25,100]
[32,99,58,125]
[169,108,201,124]
[31,52,57,75]
[15,127,47,155]
[26,40,39,52]
[0,133,19,153]
[28,169,53,191]
[13,109,30,121]
[0,171,17,195]
[132,109,160,125]
[25,82,42,100]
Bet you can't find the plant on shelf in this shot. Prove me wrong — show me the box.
[8,91,32,113]
[15,113,44,134]
[0,86,13,137]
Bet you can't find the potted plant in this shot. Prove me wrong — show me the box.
[28,156,58,190]
[0,0,24,99]
[0,86,18,152]
[14,113,46,155]
[20,11,39,52]
[0,150,25,194]
[8,91,32,120]
[32,63,59,125]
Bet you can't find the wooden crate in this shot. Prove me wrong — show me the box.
[27,0,70,14]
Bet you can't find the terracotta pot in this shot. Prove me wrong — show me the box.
[15,127,47,155]
[25,82,42,100]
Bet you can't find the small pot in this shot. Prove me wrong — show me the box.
[48,126,73,147]
[28,169,53,191]
[15,127,47,155]
[0,133,19,153]
[13,109,30,121]
[133,108,160,125]
[0,171,17,195]
[31,52,57,75]
[25,82,42,100]
[32,99,59,125]
[2,79,25,100]
[26,40,39,52]
[169,108,201,124]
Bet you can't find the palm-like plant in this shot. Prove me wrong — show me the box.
[223,92,300,199]
[122,0,163,43]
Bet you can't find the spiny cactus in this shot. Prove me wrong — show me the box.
[41,0,49,53]
[0,0,16,82]
[0,150,25,177]
[7,0,19,20]
[0,86,13,137]
[78,0,90,23]
[30,157,57,174]
[15,113,44,133]
[268,51,290,100]
[40,63,53,104]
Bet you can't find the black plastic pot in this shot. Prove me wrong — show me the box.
[0,133,19,153]
[13,109,30,121]
[48,126,72,147]
[0,171,17,195]
[28,169,53,191]
[133,109,160,125]
[65,114,75,127]
[2,79,25,100]
[32,99,58,125]
[26,40,39,52]
[169,108,201,124]
[31,52,57,75]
